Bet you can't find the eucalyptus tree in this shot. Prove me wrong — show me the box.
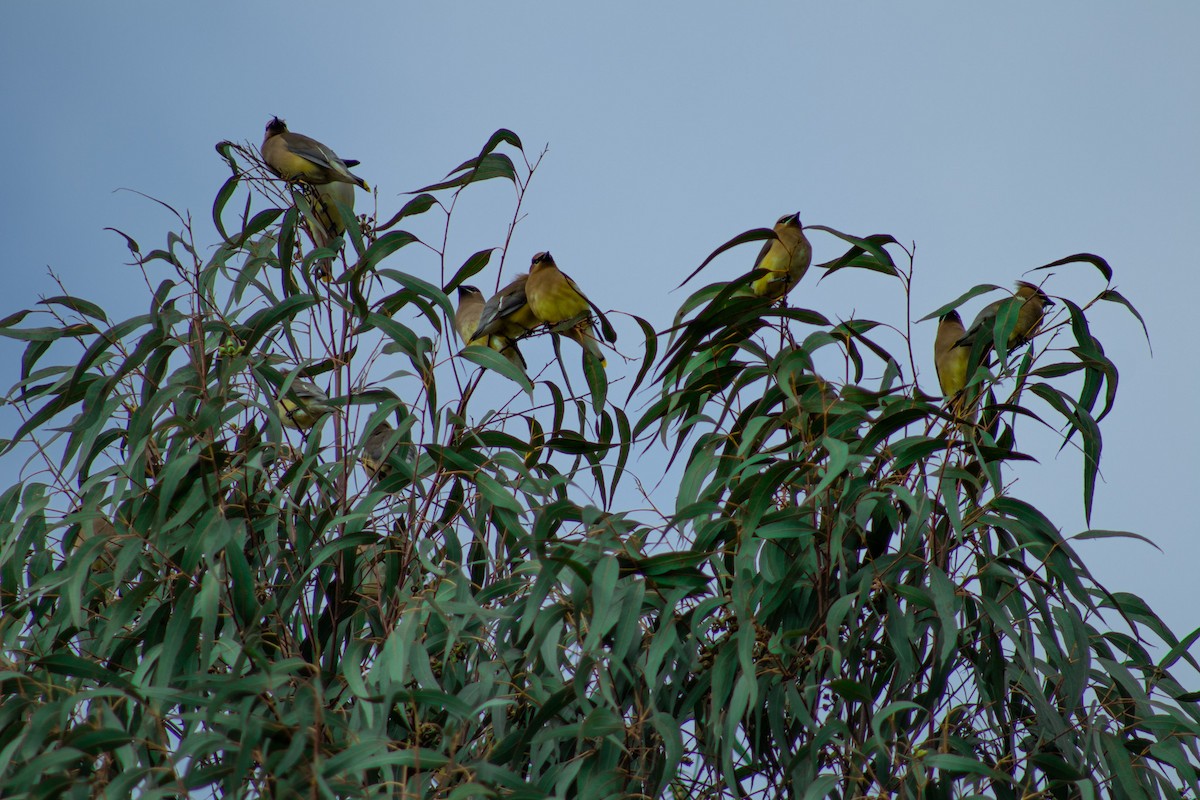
[0,129,1192,800]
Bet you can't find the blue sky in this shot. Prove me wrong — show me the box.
[3,5,1198,636]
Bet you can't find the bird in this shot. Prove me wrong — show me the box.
[261,117,369,191]
[934,311,970,398]
[473,275,541,348]
[455,285,485,343]
[523,252,606,366]
[275,380,336,430]
[455,285,527,370]
[359,421,399,478]
[303,180,356,282]
[750,212,812,300]
[956,281,1055,350]
[934,310,977,422]
[311,179,355,242]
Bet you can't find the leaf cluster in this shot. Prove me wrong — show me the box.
[0,130,1193,800]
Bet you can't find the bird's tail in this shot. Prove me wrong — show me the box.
[569,322,607,368]
[950,392,978,425]
[492,336,528,370]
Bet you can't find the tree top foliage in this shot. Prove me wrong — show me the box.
[0,127,1192,800]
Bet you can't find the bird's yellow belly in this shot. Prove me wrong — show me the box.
[530,285,588,324]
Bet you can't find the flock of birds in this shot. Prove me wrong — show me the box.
[257,117,1055,474]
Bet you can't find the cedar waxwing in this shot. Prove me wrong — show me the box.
[360,421,398,478]
[474,275,542,341]
[524,252,606,366]
[144,437,163,480]
[311,180,355,241]
[261,117,370,191]
[275,380,336,430]
[68,514,124,603]
[934,310,977,423]
[750,213,813,300]
[455,285,485,343]
[956,281,1055,350]
[306,180,355,282]
[934,311,970,398]
[357,542,385,603]
[455,285,527,370]
[70,515,120,564]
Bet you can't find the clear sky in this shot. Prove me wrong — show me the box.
[3,5,1197,637]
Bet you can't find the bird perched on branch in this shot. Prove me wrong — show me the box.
[275,380,336,430]
[934,311,970,398]
[956,281,1054,350]
[524,252,606,366]
[750,212,812,300]
[934,310,976,421]
[310,180,356,241]
[261,117,369,190]
[455,285,486,343]
[456,285,527,370]
[473,275,541,354]
[305,179,357,282]
[360,421,400,478]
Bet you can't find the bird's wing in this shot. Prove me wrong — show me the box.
[476,284,529,337]
[291,380,335,411]
[562,271,617,343]
[958,299,1004,346]
[284,136,343,172]
[495,336,528,369]
[751,236,776,271]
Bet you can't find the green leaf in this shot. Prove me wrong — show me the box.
[416,152,518,193]
[360,230,420,273]
[1098,287,1151,352]
[445,248,495,292]
[210,176,239,242]
[38,653,132,689]
[460,344,532,392]
[375,268,454,320]
[1032,251,1113,282]
[919,283,1006,323]
[238,294,318,351]
[229,207,283,247]
[376,192,439,232]
[37,296,108,324]
[475,470,523,514]
[1072,529,1161,550]
[583,348,607,413]
[104,226,142,259]
[676,227,776,289]
[929,567,960,664]
[924,753,1013,783]
[829,678,872,703]
[808,226,901,277]
[801,776,841,800]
